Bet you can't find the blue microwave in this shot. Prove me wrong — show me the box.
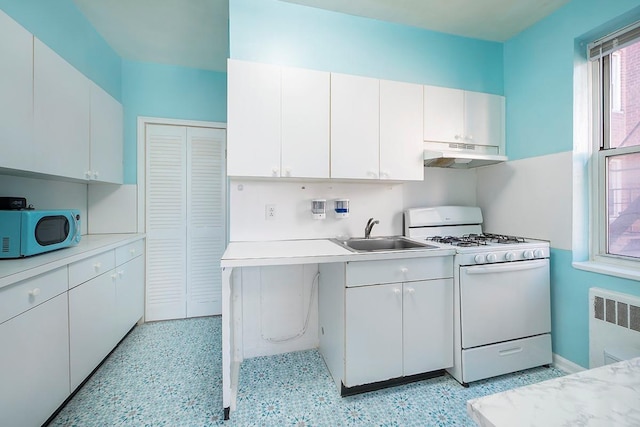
[0,209,81,258]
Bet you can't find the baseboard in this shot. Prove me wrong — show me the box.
[552,353,586,374]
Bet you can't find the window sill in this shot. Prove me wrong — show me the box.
[572,260,640,281]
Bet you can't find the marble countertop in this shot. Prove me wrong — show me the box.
[221,238,455,268]
[467,357,640,426]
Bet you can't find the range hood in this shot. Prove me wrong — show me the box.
[423,142,507,169]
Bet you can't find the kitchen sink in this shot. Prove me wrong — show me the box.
[331,236,439,252]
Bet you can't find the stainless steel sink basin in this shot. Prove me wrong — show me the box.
[332,236,439,252]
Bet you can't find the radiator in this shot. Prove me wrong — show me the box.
[589,287,640,368]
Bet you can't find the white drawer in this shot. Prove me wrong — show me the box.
[115,239,144,266]
[0,267,68,324]
[346,256,452,287]
[461,334,552,383]
[68,250,115,289]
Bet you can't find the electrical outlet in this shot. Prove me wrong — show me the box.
[265,204,276,220]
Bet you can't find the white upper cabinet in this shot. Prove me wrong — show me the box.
[0,10,34,171]
[34,38,91,180]
[464,90,505,147]
[227,59,330,178]
[90,82,123,184]
[330,73,380,180]
[423,85,464,143]
[281,67,330,178]
[227,59,281,177]
[424,84,505,149]
[380,79,424,181]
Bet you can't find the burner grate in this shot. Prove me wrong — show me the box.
[426,233,527,247]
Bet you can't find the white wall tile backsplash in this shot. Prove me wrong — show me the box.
[0,174,88,234]
[230,179,404,241]
[476,151,572,250]
[230,168,479,242]
[88,184,137,234]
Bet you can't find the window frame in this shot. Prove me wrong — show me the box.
[589,31,640,271]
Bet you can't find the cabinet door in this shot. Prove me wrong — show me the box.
[115,256,144,341]
[380,79,424,181]
[69,271,117,390]
[0,10,34,171]
[0,294,69,427]
[227,59,281,177]
[423,85,464,143]
[345,283,403,386]
[331,73,380,179]
[90,81,123,184]
[281,67,330,178]
[403,279,453,376]
[34,38,90,180]
[464,91,505,148]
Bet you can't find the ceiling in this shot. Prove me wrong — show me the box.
[72,0,570,72]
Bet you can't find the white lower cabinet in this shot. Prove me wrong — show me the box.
[0,293,70,427]
[320,256,453,391]
[69,243,144,390]
[69,270,117,389]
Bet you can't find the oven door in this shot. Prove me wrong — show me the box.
[459,259,550,349]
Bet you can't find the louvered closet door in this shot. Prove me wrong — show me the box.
[145,124,226,321]
[146,124,188,321]
[186,127,225,317]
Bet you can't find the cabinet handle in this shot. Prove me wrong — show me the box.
[94,262,102,271]
[118,270,124,278]
[272,167,279,177]
[129,248,136,255]
[85,170,92,179]
[400,267,408,274]
[111,273,118,280]
[284,168,291,177]
[393,288,402,295]
[28,288,41,297]
[467,135,473,141]
[93,171,99,179]
[367,170,378,179]
[380,170,390,179]
[406,287,415,294]
[454,135,461,140]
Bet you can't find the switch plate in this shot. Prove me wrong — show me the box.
[265,204,276,220]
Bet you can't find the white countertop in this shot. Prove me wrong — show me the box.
[0,233,145,289]
[221,239,455,268]
[467,357,640,426]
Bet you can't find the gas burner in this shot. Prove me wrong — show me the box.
[482,233,526,244]
[427,235,487,247]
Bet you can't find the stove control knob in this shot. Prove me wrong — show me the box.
[505,251,515,261]
[474,254,485,264]
[534,249,545,258]
[523,250,534,259]
[486,253,497,263]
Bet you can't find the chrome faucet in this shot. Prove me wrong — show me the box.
[364,218,379,239]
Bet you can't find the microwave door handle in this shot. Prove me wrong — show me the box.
[72,214,80,242]
[465,260,547,274]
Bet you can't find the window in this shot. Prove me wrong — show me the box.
[589,22,640,264]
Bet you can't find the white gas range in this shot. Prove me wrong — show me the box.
[404,206,552,386]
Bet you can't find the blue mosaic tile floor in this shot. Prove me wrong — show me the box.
[50,316,566,426]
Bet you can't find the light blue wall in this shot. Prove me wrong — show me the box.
[121,60,228,184]
[504,0,640,161]
[0,1,121,100]
[229,0,503,94]
[504,0,640,367]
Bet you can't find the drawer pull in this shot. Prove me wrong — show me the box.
[499,347,523,356]
[118,270,124,278]
[94,262,102,271]
[28,288,41,297]
[111,273,118,280]
[400,267,408,274]
[393,288,402,295]
[129,248,136,255]
[406,287,415,294]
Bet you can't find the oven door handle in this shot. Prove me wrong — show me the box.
[464,260,547,274]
